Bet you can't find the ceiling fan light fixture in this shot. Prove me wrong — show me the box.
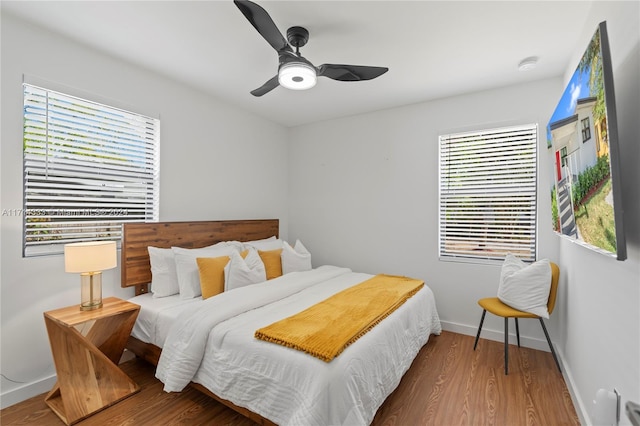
[278,62,317,90]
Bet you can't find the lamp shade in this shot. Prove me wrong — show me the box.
[64,241,117,273]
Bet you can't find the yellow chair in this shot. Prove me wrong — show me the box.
[473,262,561,375]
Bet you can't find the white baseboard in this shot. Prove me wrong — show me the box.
[556,348,590,425]
[0,374,57,410]
[440,320,590,425]
[440,320,551,352]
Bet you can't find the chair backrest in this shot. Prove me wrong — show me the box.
[547,262,560,315]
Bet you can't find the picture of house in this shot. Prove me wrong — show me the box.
[547,24,618,254]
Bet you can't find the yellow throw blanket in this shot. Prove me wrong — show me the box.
[254,274,424,362]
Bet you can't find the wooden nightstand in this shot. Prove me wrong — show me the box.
[43,297,141,425]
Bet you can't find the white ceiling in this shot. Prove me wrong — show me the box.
[3,1,593,127]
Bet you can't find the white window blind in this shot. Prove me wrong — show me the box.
[439,124,538,263]
[23,84,160,257]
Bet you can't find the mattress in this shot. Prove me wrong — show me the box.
[129,292,201,347]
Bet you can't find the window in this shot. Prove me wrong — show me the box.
[23,84,160,257]
[581,117,591,142]
[439,124,538,263]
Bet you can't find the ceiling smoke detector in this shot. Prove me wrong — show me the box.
[518,56,538,71]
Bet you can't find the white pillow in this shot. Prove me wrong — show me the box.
[222,240,247,252]
[243,236,283,251]
[173,244,239,299]
[497,253,552,318]
[281,239,312,274]
[245,236,276,244]
[148,246,179,298]
[224,249,267,291]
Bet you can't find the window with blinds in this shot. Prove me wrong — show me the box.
[23,84,160,257]
[438,124,538,263]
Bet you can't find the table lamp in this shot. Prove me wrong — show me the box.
[64,241,117,311]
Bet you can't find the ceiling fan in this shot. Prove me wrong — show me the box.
[234,0,389,96]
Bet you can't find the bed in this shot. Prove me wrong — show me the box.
[121,219,441,426]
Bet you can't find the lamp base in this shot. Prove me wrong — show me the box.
[80,272,103,311]
[80,301,103,311]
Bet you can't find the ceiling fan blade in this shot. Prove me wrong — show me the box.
[234,0,292,53]
[250,75,280,97]
[317,64,389,81]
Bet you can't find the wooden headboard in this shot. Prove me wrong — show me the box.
[121,219,279,295]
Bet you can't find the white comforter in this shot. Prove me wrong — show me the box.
[156,265,441,426]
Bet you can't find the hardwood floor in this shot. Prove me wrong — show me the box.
[1,331,579,425]
[371,331,579,426]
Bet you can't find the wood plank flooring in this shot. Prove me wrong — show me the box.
[1,331,579,425]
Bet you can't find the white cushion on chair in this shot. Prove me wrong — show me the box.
[497,253,551,318]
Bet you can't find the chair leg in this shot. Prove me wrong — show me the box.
[473,310,487,351]
[504,317,509,375]
[539,318,561,372]
[515,318,521,347]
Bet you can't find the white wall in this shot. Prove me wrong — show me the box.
[288,77,562,346]
[0,13,288,407]
[556,3,640,425]
[287,3,639,425]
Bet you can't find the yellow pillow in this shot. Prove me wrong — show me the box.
[259,249,283,280]
[196,256,230,299]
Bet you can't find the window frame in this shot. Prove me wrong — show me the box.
[22,83,160,257]
[581,117,591,142]
[438,123,538,264]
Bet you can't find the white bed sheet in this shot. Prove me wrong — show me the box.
[129,292,202,347]
[155,265,441,426]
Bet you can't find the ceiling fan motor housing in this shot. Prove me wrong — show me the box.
[287,26,309,49]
